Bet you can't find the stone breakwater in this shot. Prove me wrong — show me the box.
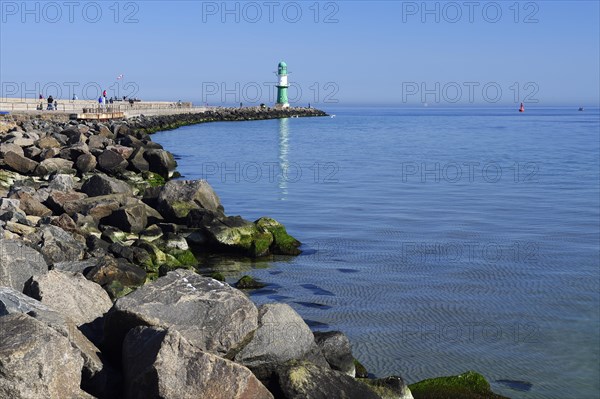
[124,106,329,133]
[0,110,509,399]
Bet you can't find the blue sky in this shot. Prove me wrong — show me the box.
[1,0,598,106]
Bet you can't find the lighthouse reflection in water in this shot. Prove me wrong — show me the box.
[278,117,289,200]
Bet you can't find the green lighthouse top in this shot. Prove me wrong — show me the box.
[278,61,287,75]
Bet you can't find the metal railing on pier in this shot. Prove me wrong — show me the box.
[0,100,195,113]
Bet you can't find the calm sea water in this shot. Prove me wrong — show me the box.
[152,107,600,399]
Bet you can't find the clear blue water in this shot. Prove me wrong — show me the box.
[152,107,600,399]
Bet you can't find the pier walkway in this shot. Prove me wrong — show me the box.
[0,98,210,119]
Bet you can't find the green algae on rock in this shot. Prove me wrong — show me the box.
[408,371,510,399]
[143,171,165,187]
[235,275,266,289]
[133,240,197,280]
[169,248,197,266]
[105,280,135,299]
[255,217,301,255]
[201,215,301,257]
[354,358,369,378]
[210,272,226,282]
[204,217,272,257]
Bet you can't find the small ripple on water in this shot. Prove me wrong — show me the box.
[496,379,533,392]
[337,268,360,273]
[249,288,279,296]
[294,301,333,310]
[267,294,291,301]
[304,319,330,329]
[300,283,336,296]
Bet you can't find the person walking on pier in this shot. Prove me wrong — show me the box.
[47,95,54,110]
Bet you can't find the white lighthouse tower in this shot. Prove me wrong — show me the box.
[275,61,290,109]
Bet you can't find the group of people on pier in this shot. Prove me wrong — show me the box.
[36,91,141,112]
[37,94,58,111]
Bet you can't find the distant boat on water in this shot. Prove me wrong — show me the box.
[579,107,584,111]
[519,103,525,113]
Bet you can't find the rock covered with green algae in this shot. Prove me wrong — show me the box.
[201,215,301,257]
[132,239,197,281]
[204,216,273,257]
[210,271,226,281]
[354,358,369,378]
[255,217,301,255]
[408,371,510,399]
[236,275,266,289]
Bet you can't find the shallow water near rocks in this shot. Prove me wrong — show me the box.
[152,107,600,399]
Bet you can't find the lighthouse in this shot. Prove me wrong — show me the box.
[275,61,290,109]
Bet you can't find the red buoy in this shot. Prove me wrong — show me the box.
[519,102,525,113]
